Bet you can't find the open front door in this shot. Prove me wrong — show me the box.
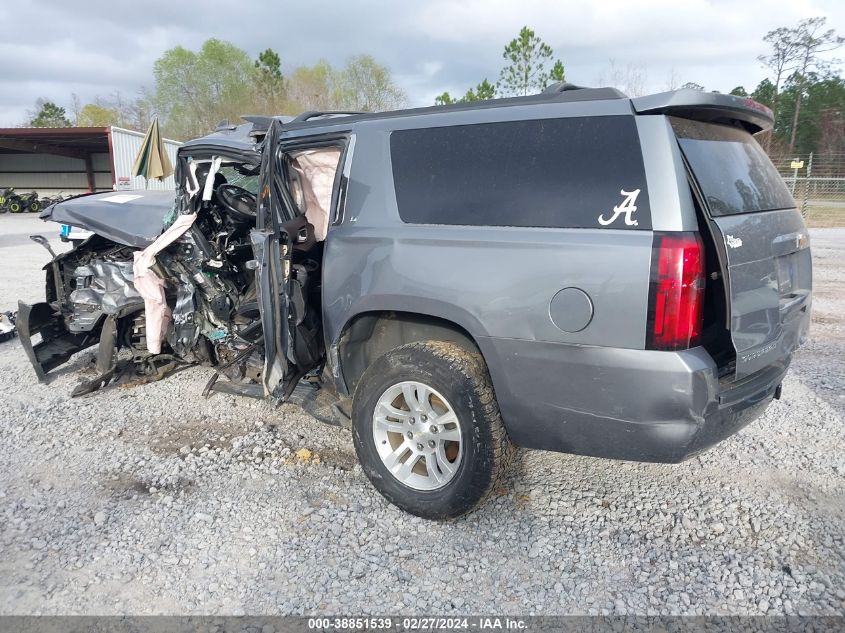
[252,118,295,399]
[251,228,291,397]
[253,121,349,399]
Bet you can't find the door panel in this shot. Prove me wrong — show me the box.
[708,209,811,378]
[255,120,349,397]
[672,117,812,380]
[250,228,289,396]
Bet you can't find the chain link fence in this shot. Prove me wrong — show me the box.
[772,153,845,227]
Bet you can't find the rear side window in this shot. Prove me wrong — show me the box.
[390,116,651,229]
[671,118,794,216]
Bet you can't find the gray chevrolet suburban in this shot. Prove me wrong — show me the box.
[21,86,811,519]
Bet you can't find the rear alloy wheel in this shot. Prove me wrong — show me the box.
[372,380,463,491]
[352,341,513,519]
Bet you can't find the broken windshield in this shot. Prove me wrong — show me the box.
[218,165,259,194]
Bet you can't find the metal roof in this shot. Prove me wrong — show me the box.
[0,127,111,158]
[180,117,293,154]
[0,126,182,159]
[179,122,258,153]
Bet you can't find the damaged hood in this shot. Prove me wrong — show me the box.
[41,191,175,249]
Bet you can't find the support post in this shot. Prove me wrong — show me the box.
[84,154,95,193]
[801,152,813,219]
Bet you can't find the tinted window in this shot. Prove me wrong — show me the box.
[672,118,794,216]
[390,117,651,229]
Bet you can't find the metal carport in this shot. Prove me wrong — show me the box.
[0,127,180,197]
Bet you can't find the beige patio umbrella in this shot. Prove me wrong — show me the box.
[132,118,173,185]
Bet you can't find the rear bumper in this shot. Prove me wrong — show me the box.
[477,337,789,463]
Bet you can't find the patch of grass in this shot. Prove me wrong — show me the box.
[803,205,845,228]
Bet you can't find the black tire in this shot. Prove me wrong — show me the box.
[28,201,40,213]
[9,201,21,213]
[352,341,513,519]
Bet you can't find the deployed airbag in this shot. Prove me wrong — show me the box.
[41,191,175,248]
[290,148,342,241]
[132,213,197,354]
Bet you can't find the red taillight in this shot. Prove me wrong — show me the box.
[647,232,705,350]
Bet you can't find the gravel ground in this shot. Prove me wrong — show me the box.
[0,214,843,616]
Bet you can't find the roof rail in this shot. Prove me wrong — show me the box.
[271,88,627,131]
[543,82,588,94]
[291,111,365,123]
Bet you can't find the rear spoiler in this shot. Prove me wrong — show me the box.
[632,89,774,134]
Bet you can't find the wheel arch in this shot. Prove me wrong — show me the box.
[333,309,487,397]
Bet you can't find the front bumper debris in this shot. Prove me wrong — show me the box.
[0,311,16,343]
[16,301,99,382]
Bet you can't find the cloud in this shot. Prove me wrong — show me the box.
[1,0,843,126]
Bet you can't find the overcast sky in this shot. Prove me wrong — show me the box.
[1,0,843,126]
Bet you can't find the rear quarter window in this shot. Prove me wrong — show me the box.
[671,117,795,216]
[389,116,651,229]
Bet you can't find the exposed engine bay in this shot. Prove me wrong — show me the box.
[19,157,324,401]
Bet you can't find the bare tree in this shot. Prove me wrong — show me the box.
[758,26,801,149]
[759,27,800,107]
[786,17,843,153]
[69,93,82,126]
[598,59,648,97]
[664,66,680,91]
